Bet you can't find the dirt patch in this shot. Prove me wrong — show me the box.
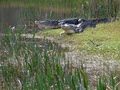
[22,34,120,73]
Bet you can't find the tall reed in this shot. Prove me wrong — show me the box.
[1,28,88,90]
[0,0,120,19]
[0,27,120,90]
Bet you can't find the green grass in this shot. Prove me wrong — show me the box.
[37,21,120,60]
[1,27,120,90]
[0,27,89,90]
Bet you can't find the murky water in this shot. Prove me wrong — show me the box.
[0,7,21,31]
[0,6,76,32]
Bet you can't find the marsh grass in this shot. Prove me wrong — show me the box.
[1,28,89,90]
[0,27,120,90]
[0,0,120,18]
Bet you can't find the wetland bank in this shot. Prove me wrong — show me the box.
[1,0,120,90]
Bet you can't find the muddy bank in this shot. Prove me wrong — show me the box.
[21,34,120,73]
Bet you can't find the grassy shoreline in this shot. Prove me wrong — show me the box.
[37,21,120,60]
[1,22,120,90]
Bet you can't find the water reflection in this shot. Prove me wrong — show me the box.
[0,6,78,32]
[0,7,22,31]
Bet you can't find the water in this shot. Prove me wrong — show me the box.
[0,6,79,32]
[0,7,21,31]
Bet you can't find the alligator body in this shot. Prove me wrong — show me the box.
[35,18,81,30]
[35,18,111,35]
[59,18,110,35]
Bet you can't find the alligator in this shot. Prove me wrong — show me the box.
[35,18,111,36]
[59,18,80,25]
[35,18,81,30]
[59,18,111,36]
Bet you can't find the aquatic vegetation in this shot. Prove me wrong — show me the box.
[0,27,120,90]
[0,0,120,19]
